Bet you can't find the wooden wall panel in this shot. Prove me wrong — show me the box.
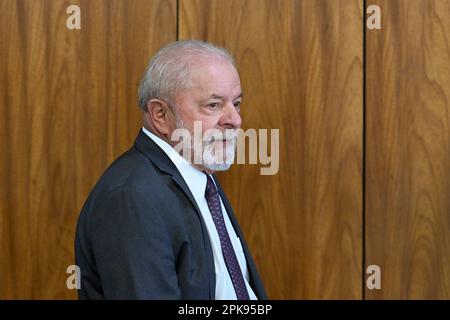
[0,0,175,299]
[366,0,450,299]
[180,0,363,299]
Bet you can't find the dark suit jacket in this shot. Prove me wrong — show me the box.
[75,130,267,299]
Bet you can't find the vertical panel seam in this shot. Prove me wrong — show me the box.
[362,0,367,301]
[176,0,179,40]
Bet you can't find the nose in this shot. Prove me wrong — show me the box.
[219,102,242,129]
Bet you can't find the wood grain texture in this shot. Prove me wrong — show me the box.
[366,0,450,299]
[0,0,175,299]
[180,0,363,299]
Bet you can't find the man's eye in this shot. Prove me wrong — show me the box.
[209,103,219,109]
[233,101,241,108]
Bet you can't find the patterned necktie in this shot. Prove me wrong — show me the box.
[204,175,250,300]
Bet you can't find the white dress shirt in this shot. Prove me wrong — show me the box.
[142,127,257,300]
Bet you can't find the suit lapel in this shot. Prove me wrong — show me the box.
[133,130,202,216]
[133,130,216,299]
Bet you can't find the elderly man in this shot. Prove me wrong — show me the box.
[75,40,267,299]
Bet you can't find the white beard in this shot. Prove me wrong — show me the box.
[202,137,236,171]
[175,118,237,172]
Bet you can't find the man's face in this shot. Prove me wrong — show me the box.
[171,57,242,172]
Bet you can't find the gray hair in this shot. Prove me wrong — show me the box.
[138,40,235,111]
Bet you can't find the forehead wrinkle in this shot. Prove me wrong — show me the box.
[178,59,241,104]
[206,92,243,101]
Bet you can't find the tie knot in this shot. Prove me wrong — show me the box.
[205,175,218,197]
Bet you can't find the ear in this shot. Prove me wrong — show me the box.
[145,99,175,137]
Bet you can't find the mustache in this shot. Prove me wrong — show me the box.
[204,131,238,144]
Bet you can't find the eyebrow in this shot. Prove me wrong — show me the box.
[207,93,243,101]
